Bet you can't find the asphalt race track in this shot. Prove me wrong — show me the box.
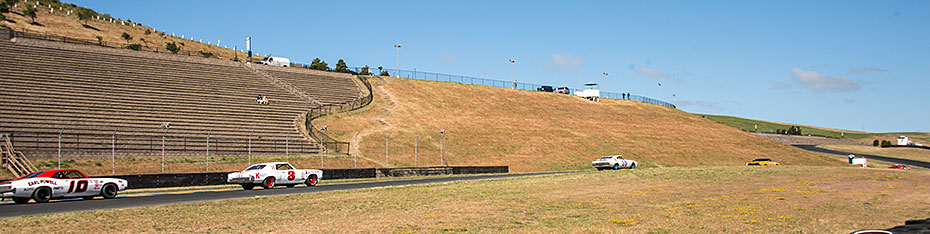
[793,144,930,169]
[0,172,566,218]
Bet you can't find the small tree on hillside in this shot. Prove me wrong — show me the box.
[380,70,390,76]
[144,29,151,35]
[23,5,37,23]
[0,3,9,14]
[873,140,880,147]
[95,35,103,45]
[165,42,181,54]
[359,66,371,75]
[309,58,329,71]
[139,38,147,46]
[335,59,349,73]
[121,32,132,44]
[76,8,94,25]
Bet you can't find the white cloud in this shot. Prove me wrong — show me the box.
[634,67,673,79]
[791,68,860,92]
[849,66,887,74]
[548,54,584,70]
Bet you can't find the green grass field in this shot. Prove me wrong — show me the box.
[701,114,930,144]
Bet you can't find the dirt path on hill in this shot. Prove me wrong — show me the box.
[352,77,399,167]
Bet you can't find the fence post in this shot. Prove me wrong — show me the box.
[57,129,62,169]
[111,129,116,176]
[415,133,420,168]
[286,131,290,162]
[353,131,360,168]
[385,132,391,168]
[206,130,211,172]
[162,127,167,173]
[248,130,253,165]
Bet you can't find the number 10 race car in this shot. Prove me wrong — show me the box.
[0,169,128,204]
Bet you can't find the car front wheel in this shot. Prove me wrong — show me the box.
[305,175,318,187]
[101,183,118,199]
[613,164,620,170]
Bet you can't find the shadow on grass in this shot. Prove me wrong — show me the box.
[3,19,15,24]
[81,24,100,31]
[29,21,43,26]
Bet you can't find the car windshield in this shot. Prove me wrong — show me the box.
[753,159,770,162]
[245,165,266,171]
[598,157,612,160]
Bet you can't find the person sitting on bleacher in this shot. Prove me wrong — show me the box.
[261,96,269,105]
[256,95,263,104]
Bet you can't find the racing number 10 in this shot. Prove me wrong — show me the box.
[287,171,295,180]
[67,180,89,193]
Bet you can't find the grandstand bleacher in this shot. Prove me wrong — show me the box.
[0,27,364,158]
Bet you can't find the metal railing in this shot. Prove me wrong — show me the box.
[304,75,374,155]
[4,26,232,60]
[354,67,676,109]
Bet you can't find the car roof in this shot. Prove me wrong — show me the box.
[251,162,290,166]
[7,169,84,182]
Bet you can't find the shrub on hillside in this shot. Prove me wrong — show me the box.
[199,51,213,58]
[359,66,371,75]
[23,5,37,23]
[881,140,892,147]
[873,140,880,147]
[0,3,9,14]
[76,8,95,25]
[335,59,349,73]
[309,58,329,71]
[380,70,390,76]
[125,43,142,51]
[165,42,181,54]
[144,29,151,35]
[95,35,103,45]
[0,13,5,22]
[121,32,132,43]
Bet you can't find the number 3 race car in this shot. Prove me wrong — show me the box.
[0,169,128,204]
[592,155,638,170]
[227,162,322,190]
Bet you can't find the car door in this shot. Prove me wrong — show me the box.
[275,164,296,184]
[54,171,92,198]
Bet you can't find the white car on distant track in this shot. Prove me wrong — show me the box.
[592,155,638,170]
[227,162,322,190]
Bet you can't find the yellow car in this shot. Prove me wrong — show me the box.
[747,158,779,166]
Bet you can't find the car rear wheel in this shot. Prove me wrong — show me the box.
[631,163,637,169]
[613,164,620,170]
[305,175,318,187]
[101,183,118,199]
[12,197,30,204]
[241,184,254,190]
[32,187,52,203]
[262,177,275,189]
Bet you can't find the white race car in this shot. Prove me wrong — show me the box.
[592,155,638,170]
[227,162,322,190]
[0,169,128,204]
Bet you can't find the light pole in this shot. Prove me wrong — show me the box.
[439,129,445,166]
[111,128,116,176]
[57,129,62,169]
[162,122,170,173]
[248,129,253,165]
[206,130,211,172]
[394,44,402,78]
[509,59,515,89]
[320,126,327,168]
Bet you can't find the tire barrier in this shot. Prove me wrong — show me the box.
[38,166,510,189]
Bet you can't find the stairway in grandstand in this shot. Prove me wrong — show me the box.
[0,27,365,159]
[1,133,37,177]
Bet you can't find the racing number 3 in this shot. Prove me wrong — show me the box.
[67,180,89,193]
[287,171,295,180]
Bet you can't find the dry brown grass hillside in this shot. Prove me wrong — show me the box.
[1,1,251,62]
[316,77,841,172]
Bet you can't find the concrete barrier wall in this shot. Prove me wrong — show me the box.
[95,166,508,189]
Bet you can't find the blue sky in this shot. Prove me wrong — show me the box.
[69,0,929,132]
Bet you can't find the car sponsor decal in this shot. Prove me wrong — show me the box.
[27,180,57,186]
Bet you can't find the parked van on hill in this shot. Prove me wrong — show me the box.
[257,56,291,67]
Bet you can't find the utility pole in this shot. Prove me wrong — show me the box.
[394,44,402,78]
[510,59,516,89]
[439,129,446,166]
